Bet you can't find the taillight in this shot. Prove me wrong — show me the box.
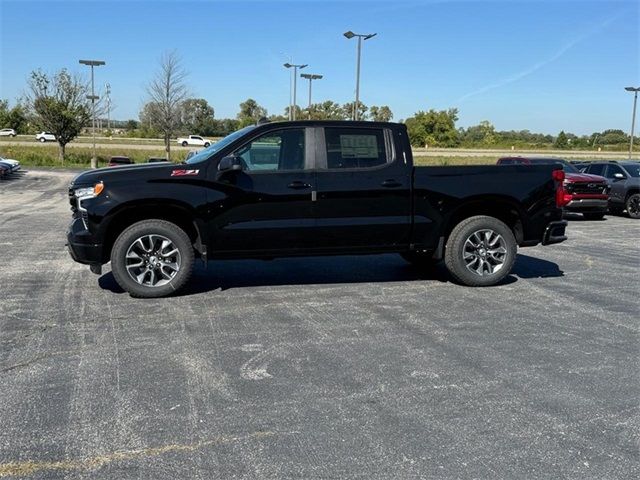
[553,169,571,207]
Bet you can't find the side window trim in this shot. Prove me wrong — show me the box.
[318,126,396,172]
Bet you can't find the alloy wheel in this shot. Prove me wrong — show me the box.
[125,234,181,287]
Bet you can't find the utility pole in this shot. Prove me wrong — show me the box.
[284,62,308,120]
[625,87,640,159]
[79,59,106,168]
[301,73,323,119]
[343,31,376,120]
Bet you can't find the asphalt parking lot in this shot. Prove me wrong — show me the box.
[1,169,638,479]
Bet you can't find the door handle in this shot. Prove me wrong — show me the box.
[287,181,312,189]
[381,179,402,188]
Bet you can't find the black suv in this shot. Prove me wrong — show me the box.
[580,161,640,219]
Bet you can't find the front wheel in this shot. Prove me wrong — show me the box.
[626,193,640,219]
[204,142,210,147]
[39,137,46,143]
[110,220,194,298]
[444,215,517,287]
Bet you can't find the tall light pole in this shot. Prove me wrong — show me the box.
[79,59,105,168]
[301,73,323,119]
[625,87,640,159]
[284,62,307,120]
[105,83,111,131]
[343,31,376,120]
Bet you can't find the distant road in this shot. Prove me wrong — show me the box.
[0,136,633,158]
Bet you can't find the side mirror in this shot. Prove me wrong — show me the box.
[218,155,243,172]
[614,172,626,180]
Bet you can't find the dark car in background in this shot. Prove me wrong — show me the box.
[108,156,133,167]
[497,157,610,220]
[580,161,640,219]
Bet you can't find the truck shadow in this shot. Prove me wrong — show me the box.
[98,253,563,296]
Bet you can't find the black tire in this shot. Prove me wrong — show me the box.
[583,212,605,220]
[444,215,517,287]
[400,251,438,269]
[204,142,210,147]
[626,193,640,219]
[39,137,46,143]
[110,219,194,298]
[181,141,188,147]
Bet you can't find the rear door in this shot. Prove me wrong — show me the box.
[312,126,411,250]
[207,127,317,253]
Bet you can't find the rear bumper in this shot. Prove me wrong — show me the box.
[564,198,608,213]
[542,220,568,245]
[66,217,104,265]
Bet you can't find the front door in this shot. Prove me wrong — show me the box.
[312,126,412,250]
[207,127,317,254]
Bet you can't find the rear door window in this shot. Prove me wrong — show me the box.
[323,128,389,169]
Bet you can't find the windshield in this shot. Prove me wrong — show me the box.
[622,163,640,177]
[185,126,256,164]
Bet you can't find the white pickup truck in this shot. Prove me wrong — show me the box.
[176,135,212,147]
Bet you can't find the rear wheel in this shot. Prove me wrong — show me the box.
[626,193,640,219]
[444,215,517,287]
[181,141,188,147]
[110,219,194,298]
[583,212,605,220]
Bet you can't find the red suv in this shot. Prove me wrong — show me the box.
[497,157,610,220]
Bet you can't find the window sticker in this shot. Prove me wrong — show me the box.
[339,135,378,158]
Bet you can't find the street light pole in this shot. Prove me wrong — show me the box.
[105,83,111,131]
[301,73,323,119]
[79,59,105,168]
[343,31,377,121]
[284,63,308,120]
[625,87,640,159]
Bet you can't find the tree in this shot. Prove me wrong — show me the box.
[461,120,496,146]
[554,130,569,149]
[179,98,215,135]
[306,101,345,120]
[404,108,459,148]
[146,50,189,161]
[369,105,393,122]
[27,69,91,162]
[237,98,267,127]
[342,101,368,120]
[125,119,138,131]
[0,100,27,133]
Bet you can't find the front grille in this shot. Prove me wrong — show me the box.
[568,183,608,195]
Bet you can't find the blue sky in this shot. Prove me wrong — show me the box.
[1,0,638,134]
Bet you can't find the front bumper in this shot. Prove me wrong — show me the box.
[542,220,568,245]
[66,217,103,265]
[564,198,608,213]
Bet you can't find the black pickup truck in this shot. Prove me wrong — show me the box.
[67,121,567,297]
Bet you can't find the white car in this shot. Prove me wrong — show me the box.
[36,132,56,142]
[0,128,17,137]
[0,156,20,172]
[176,135,212,147]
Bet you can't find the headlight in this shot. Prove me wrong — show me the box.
[75,182,104,200]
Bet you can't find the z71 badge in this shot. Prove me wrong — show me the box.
[171,169,199,177]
